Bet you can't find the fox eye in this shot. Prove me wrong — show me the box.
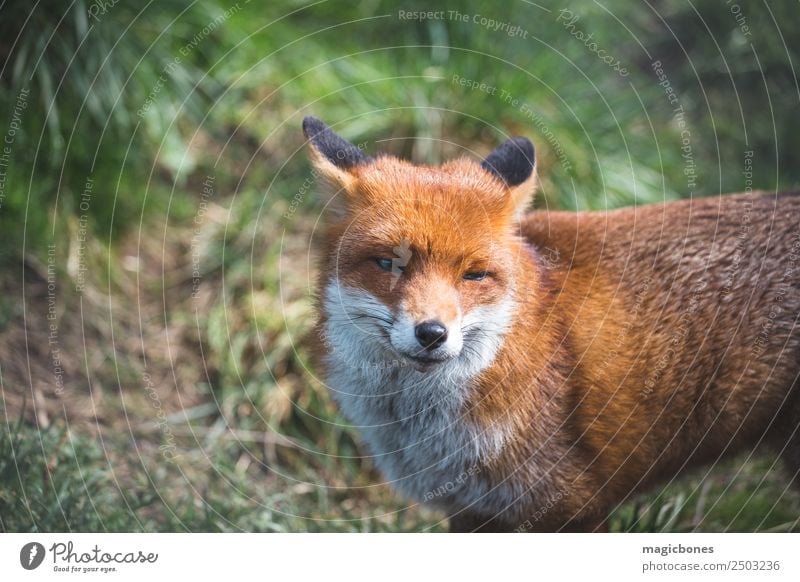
[463,270,488,281]
[374,258,393,272]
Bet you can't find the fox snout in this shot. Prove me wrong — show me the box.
[414,320,448,350]
[389,306,464,363]
[385,272,471,363]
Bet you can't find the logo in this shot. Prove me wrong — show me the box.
[390,239,412,290]
[20,542,45,570]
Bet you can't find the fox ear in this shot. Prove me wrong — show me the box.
[303,116,372,195]
[481,136,537,218]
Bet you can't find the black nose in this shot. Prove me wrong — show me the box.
[414,321,448,350]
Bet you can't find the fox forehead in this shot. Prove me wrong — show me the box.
[358,156,506,194]
[353,158,510,218]
[333,158,514,258]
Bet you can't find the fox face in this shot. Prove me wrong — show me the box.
[306,117,537,376]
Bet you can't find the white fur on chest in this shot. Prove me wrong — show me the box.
[321,281,516,510]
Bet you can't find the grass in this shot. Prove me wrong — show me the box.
[1,0,799,532]
[3,405,798,532]
[0,401,445,533]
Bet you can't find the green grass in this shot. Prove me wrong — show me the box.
[610,457,800,532]
[1,0,799,532]
[0,403,446,532]
[3,406,798,532]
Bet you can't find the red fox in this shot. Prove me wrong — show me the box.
[303,116,800,532]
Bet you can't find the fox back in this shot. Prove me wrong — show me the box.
[305,116,800,531]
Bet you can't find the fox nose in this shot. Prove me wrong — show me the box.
[414,320,448,350]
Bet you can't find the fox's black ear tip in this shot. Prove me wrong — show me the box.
[510,136,534,156]
[499,136,535,165]
[302,116,371,168]
[302,115,326,139]
[481,136,535,186]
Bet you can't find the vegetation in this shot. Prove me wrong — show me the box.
[1,0,798,532]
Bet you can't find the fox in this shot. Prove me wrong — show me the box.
[303,115,800,532]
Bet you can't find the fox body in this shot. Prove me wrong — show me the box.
[304,116,800,531]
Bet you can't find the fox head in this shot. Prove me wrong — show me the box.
[305,116,536,376]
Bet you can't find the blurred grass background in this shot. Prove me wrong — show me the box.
[1,0,799,532]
